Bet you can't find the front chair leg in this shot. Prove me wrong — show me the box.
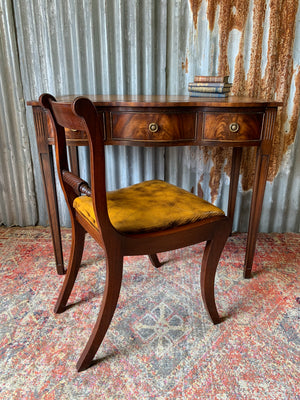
[76,250,123,372]
[200,220,231,324]
[54,220,86,313]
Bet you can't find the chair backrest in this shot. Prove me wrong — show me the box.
[39,94,112,234]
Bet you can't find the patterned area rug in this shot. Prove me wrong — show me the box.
[0,227,299,399]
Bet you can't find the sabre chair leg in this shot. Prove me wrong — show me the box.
[200,221,231,324]
[148,253,163,268]
[76,249,123,372]
[54,221,86,314]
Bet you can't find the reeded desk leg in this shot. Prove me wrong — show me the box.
[33,106,65,275]
[244,150,269,278]
[244,108,277,279]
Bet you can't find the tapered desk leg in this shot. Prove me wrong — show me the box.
[244,150,269,278]
[244,108,277,279]
[33,106,65,275]
[68,146,79,176]
[227,147,243,229]
[40,148,65,275]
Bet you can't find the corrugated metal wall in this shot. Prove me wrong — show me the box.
[1,0,299,231]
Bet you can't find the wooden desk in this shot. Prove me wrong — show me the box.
[28,95,281,278]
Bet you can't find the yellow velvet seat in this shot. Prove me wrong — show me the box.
[73,179,224,234]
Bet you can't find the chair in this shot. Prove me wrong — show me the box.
[40,93,232,372]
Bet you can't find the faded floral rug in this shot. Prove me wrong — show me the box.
[0,227,299,399]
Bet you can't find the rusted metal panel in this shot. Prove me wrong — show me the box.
[184,0,300,231]
[0,0,299,231]
[0,0,37,226]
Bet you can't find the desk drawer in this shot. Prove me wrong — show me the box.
[110,111,196,142]
[203,112,263,142]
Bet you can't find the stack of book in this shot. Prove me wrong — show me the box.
[188,75,232,98]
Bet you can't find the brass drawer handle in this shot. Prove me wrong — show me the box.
[149,122,159,133]
[229,122,240,133]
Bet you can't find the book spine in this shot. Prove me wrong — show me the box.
[188,82,231,88]
[194,76,229,83]
[188,86,231,93]
[189,92,229,98]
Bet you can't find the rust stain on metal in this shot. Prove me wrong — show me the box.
[189,0,202,29]
[284,67,300,153]
[182,56,189,73]
[209,0,250,76]
[266,0,300,183]
[244,0,266,98]
[209,147,228,202]
[197,174,204,198]
[201,0,299,200]
[206,0,218,31]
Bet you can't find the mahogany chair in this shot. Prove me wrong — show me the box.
[40,93,232,372]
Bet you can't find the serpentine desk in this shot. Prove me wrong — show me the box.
[28,95,281,278]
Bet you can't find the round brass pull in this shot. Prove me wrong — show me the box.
[149,122,159,133]
[229,122,240,133]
